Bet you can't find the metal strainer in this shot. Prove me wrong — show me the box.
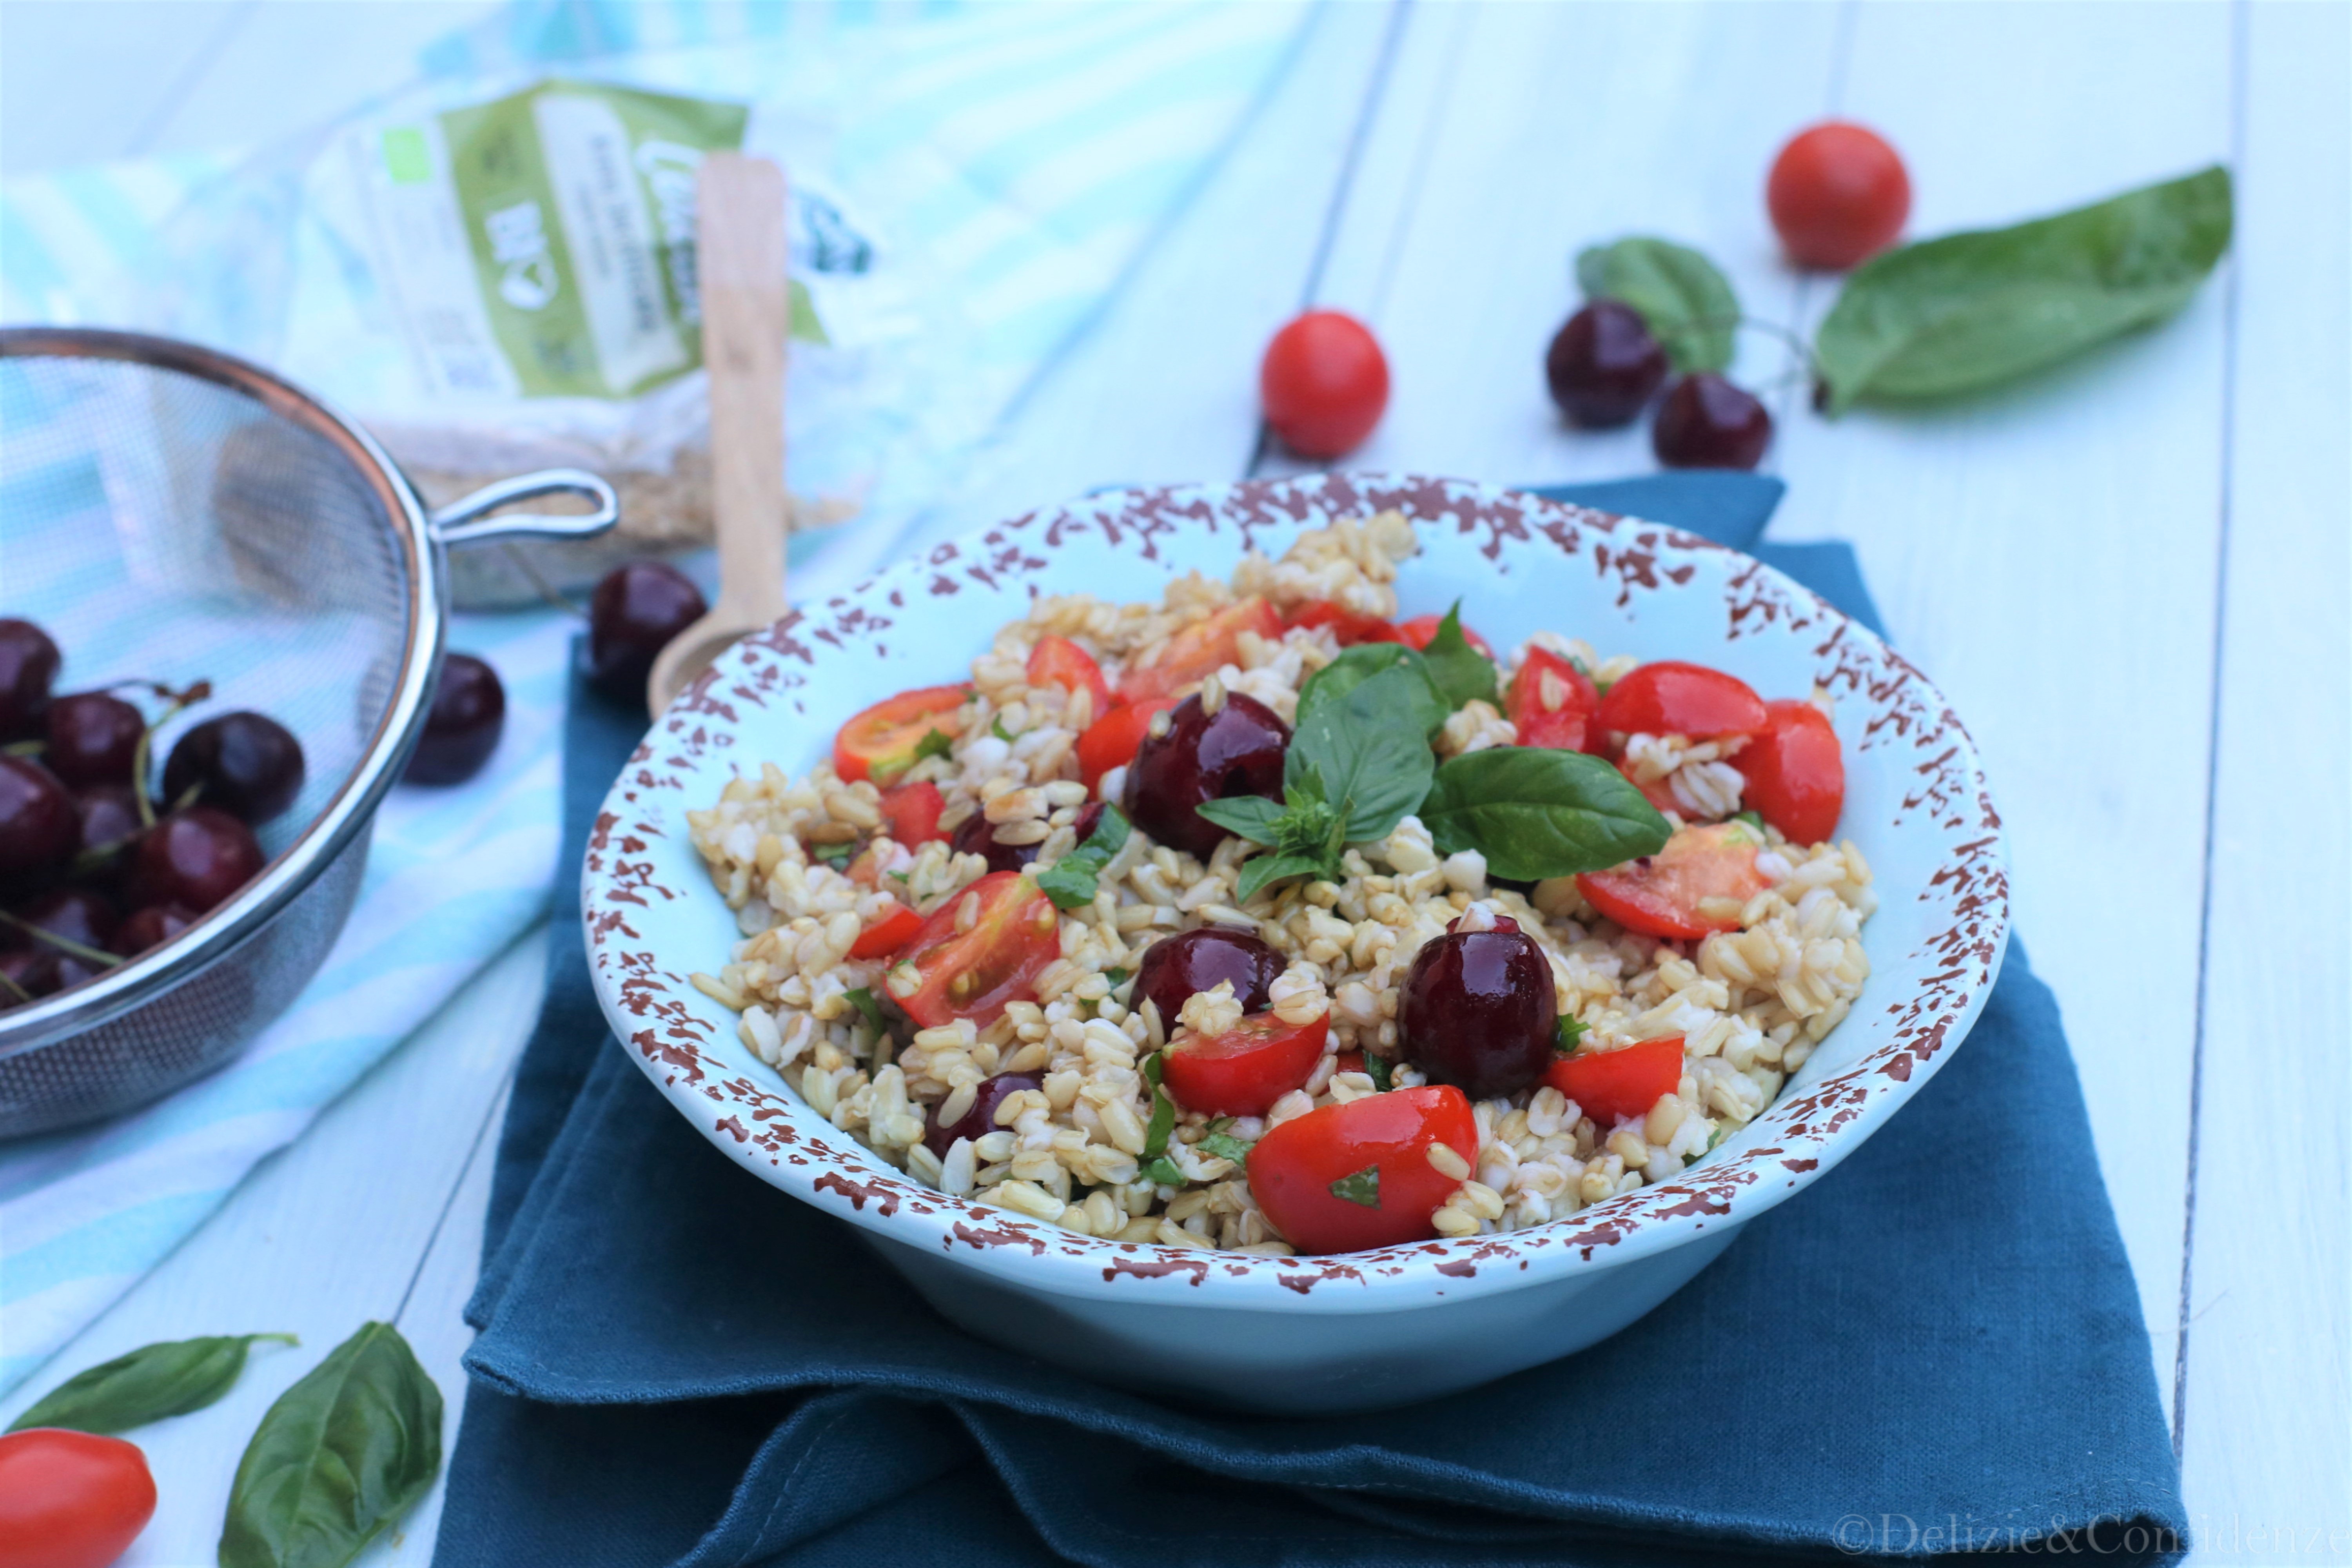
[0,328,618,1138]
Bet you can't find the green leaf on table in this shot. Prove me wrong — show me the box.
[1296,643,1447,739]
[1328,1164,1382,1209]
[1813,165,2232,414]
[1418,602,1499,710]
[789,276,829,345]
[1420,748,1671,882]
[9,1332,297,1436]
[1576,236,1740,373]
[219,1321,443,1568]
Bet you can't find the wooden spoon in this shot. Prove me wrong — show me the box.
[647,151,790,718]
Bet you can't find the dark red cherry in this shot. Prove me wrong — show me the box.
[127,807,264,914]
[404,652,506,785]
[923,1071,1044,1157]
[0,619,60,742]
[74,785,145,864]
[113,903,199,958]
[1132,926,1282,1032]
[1652,373,1773,470]
[587,561,708,703]
[44,691,146,788]
[1122,692,1288,862]
[0,756,78,879]
[0,948,58,1004]
[953,800,1103,877]
[1545,301,1670,428]
[14,886,118,959]
[163,711,305,824]
[1399,919,1558,1100]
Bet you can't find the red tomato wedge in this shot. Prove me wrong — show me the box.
[884,871,1059,1028]
[1506,646,1601,752]
[1163,1012,1329,1117]
[834,685,971,785]
[1396,614,1493,657]
[847,900,924,960]
[878,781,947,846]
[1734,699,1844,845]
[1595,661,1766,741]
[1025,635,1112,722]
[1284,601,1403,646]
[1247,1086,1477,1254]
[1116,597,1282,703]
[1545,1036,1685,1125]
[1575,822,1770,940]
[1074,698,1178,792]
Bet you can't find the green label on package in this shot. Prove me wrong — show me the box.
[362,80,748,400]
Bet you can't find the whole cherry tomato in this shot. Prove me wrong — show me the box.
[1545,1036,1685,1126]
[1395,614,1492,657]
[878,780,947,846]
[1025,635,1112,724]
[1734,700,1845,845]
[1506,646,1601,752]
[882,871,1059,1028]
[0,1428,157,1568]
[833,685,971,785]
[1260,310,1390,459]
[1283,601,1402,647]
[1162,1011,1328,1117]
[1767,121,1911,270]
[1576,822,1769,941]
[1116,598,1283,704]
[1594,660,1767,742]
[1074,698,1180,793]
[1247,1085,1476,1254]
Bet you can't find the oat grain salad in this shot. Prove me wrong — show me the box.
[688,515,1873,1256]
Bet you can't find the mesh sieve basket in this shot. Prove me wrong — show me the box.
[0,328,618,1139]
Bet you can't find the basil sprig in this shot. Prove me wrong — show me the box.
[1419,748,1670,882]
[1815,166,2231,413]
[1296,643,1447,734]
[1417,603,1498,709]
[1577,236,1740,373]
[1034,803,1131,909]
[8,1332,296,1436]
[219,1321,443,1568]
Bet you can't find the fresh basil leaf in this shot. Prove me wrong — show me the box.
[1194,795,1290,844]
[844,988,885,1035]
[1290,664,1438,843]
[9,1332,296,1436]
[1328,1164,1381,1209]
[1035,862,1096,910]
[1814,165,2231,413]
[219,1321,442,1568]
[991,716,1017,743]
[1199,1131,1254,1164]
[1421,748,1670,881]
[1577,236,1739,373]
[1555,1015,1588,1056]
[1732,809,1765,831]
[1082,802,1130,860]
[1235,852,1331,904]
[1103,967,1130,990]
[812,841,855,869]
[1363,1054,1393,1093]
[1419,602,1499,710]
[1142,1054,1174,1158]
[1297,643,1447,739]
[1142,1156,1186,1187]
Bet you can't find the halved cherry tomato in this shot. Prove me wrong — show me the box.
[884,872,1060,1028]
[1619,759,1687,818]
[1595,661,1766,741]
[847,900,924,960]
[1575,822,1770,940]
[1116,598,1283,703]
[1247,1085,1476,1254]
[0,1428,157,1568]
[1395,614,1493,657]
[1163,1012,1328,1117]
[1506,646,1601,752]
[1284,600,1403,647]
[834,685,971,785]
[1545,1036,1684,1125]
[1734,699,1844,845]
[1333,1051,1365,1076]
[878,780,947,846]
[1074,698,1180,792]
[1025,635,1112,723]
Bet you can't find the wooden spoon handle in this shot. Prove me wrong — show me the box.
[697,152,789,624]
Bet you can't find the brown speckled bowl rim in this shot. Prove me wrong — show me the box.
[583,474,2009,1310]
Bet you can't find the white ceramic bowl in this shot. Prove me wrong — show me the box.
[583,475,2009,1414]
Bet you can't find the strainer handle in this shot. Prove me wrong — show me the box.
[428,469,621,548]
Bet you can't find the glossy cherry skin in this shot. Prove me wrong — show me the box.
[923,1071,1044,1157]
[163,712,305,824]
[15,885,118,955]
[1122,691,1289,862]
[113,903,198,958]
[1545,301,1670,428]
[0,619,60,742]
[404,653,506,785]
[953,800,1103,877]
[44,692,146,788]
[127,807,263,915]
[0,756,79,880]
[1653,373,1773,470]
[1399,917,1559,1100]
[587,561,708,703]
[74,785,145,862]
[1133,926,1283,1033]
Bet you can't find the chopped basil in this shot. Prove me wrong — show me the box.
[1419,747,1670,882]
[1419,602,1499,710]
[1328,1164,1381,1209]
[845,988,885,1035]
[1733,809,1765,831]
[1142,1156,1186,1187]
[991,716,1018,742]
[1199,1131,1254,1165]
[1036,802,1132,909]
[811,841,856,869]
[1103,967,1131,991]
[1363,1053,1394,1093]
[869,726,955,786]
[1555,1015,1588,1056]
[1142,1050,1174,1158]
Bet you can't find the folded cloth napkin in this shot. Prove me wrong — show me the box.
[437,475,2189,1568]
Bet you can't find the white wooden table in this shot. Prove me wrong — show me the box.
[3,4,2344,1563]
